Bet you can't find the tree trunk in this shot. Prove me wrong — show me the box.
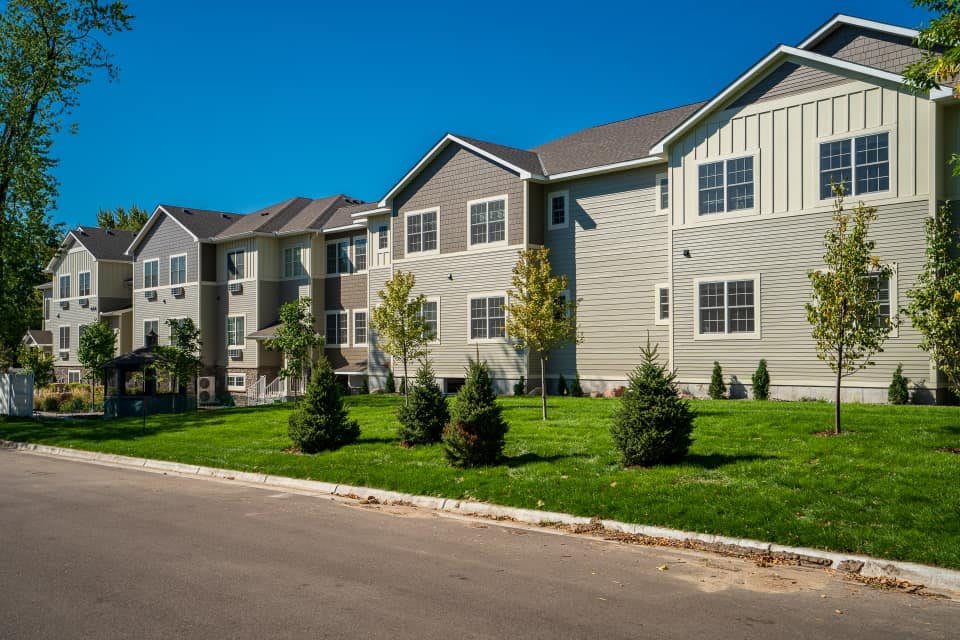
[834,347,843,435]
[540,356,547,421]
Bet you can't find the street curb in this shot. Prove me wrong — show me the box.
[4,439,958,595]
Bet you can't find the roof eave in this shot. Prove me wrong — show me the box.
[350,207,390,218]
[536,155,667,182]
[797,14,919,50]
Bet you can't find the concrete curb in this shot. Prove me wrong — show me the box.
[4,439,958,595]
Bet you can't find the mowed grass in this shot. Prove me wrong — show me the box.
[2,396,959,568]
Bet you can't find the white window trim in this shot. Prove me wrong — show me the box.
[467,195,509,249]
[816,127,895,202]
[58,324,71,352]
[77,270,92,297]
[404,207,440,257]
[654,283,670,326]
[226,314,246,349]
[466,291,508,344]
[226,373,246,391]
[352,308,368,347]
[655,173,669,213]
[324,310,348,348]
[695,152,760,220]
[547,190,569,230]
[419,296,441,345]
[142,318,160,346]
[67,369,82,384]
[377,223,390,251]
[143,258,160,289]
[869,264,900,338]
[282,244,308,279]
[226,249,245,282]
[693,273,761,340]
[352,234,368,274]
[168,253,188,286]
[58,274,71,299]
[325,238,351,277]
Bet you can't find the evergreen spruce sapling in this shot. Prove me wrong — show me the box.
[360,377,370,395]
[752,359,770,401]
[888,364,910,405]
[513,376,526,396]
[397,360,449,445]
[442,358,508,468]
[557,373,568,396]
[385,369,396,393]
[399,376,407,395]
[708,361,726,400]
[610,340,695,466]
[570,372,584,397]
[288,356,359,453]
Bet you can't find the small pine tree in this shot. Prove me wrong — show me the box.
[399,376,407,395]
[385,369,396,393]
[557,373,568,396]
[570,372,584,398]
[752,359,770,401]
[398,360,449,445]
[610,340,696,466]
[288,357,360,453]
[360,377,370,395]
[708,361,726,400]
[888,364,910,405]
[442,358,508,468]
[513,376,526,396]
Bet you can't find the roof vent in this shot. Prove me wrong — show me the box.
[105,229,114,235]
[221,214,232,220]
[261,211,270,216]
[183,209,192,214]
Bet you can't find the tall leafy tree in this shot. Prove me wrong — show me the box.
[806,189,893,434]
[155,318,202,395]
[370,271,429,401]
[505,247,581,420]
[96,204,147,232]
[266,297,322,395]
[904,203,960,398]
[0,1,133,360]
[77,320,115,401]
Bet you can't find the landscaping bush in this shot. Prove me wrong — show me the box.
[397,360,449,446]
[61,397,87,413]
[610,340,695,466]
[708,361,726,400]
[570,372,584,397]
[288,357,359,453]
[752,359,770,401]
[385,370,396,393]
[557,374,568,396]
[360,377,370,395]
[41,395,59,412]
[513,376,525,396]
[442,358,508,468]
[888,364,910,405]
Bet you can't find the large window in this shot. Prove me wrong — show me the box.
[59,274,70,298]
[418,299,439,341]
[325,312,347,345]
[819,132,889,199]
[697,277,758,337]
[353,236,367,272]
[226,316,245,347]
[170,255,186,285]
[698,156,754,215]
[469,197,506,246]
[227,250,245,280]
[469,296,506,340]
[406,209,438,255]
[353,310,367,346]
[78,271,91,297]
[283,246,306,278]
[326,240,351,275]
[227,373,246,391]
[548,191,568,229]
[143,259,159,288]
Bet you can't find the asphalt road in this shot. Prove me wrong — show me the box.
[0,451,956,639]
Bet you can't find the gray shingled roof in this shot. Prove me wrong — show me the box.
[70,226,136,261]
[532,102,707,175]
[321,201,380,231]
[24,329,52,346]
[454,134,546,176]
[214,195,360,238]
[159,205,244,239]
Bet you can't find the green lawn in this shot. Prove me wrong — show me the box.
[2,396,959,568]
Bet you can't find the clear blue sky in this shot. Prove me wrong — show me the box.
[51,0,931,228]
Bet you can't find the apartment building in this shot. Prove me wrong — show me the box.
[28,226,135,383]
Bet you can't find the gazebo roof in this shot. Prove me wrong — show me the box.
[104,345,163,371]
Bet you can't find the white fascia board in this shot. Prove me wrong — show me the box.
[323,223,366,233]
[540,155,667,182]
[125,206,198,256]
[350,207,390,218]
[797,14,918,49]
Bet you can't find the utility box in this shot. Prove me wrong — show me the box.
[0,370,34,417]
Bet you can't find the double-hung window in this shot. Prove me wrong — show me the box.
[697,277,758,337]
[353,310,367,346]
[326,240,351,275]
[68,370,81,384]
[143,319,159,345]
[548,192,568,229]
[77,272,91,297]
[227,373,246,390]
[418,299,439,342]
[469,197,506,246]
[819,132,889,199]
[283,246,306,278]
[227,250,245,280]
[656,173,669,211]
[406,210,438,255]
[469,296,506,340]
[865,273,892,329]
[655,285,670,324]
[170,255,186,285]
[698,156,754,215]
[59,326,70,351]
[59,275,71,299]
[378,224,389,250]
[353,236,367,272]
[226,316,244,347]
[143,260,159,288]
[325,312,347,346]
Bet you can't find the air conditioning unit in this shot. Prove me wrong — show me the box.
[228,282,243,294]
[144,290,157,300]
[170,286,184,297]
[228,348,243,360]
[59,300,69,309]
[78,297,89,307]
[197,376,216,405]
[59,349,69,361]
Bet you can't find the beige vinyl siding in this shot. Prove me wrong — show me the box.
[54,246,95,298]
[393,143,525,260]
[671,80,932,227]
[672,198,932,393]
[221,278,259,369]
[546,167,669,385]
[368,214,391,269]
[51,304,102,365]
[96,261,133,310]
[199,284,221,368]
[133,287,199,349]
[944,105,960,200]
[366,266,392,382]
[326,347,366,371]
[217,238,257,281]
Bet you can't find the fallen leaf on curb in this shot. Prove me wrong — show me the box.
[537,499,545,507]
[657,564,669,571]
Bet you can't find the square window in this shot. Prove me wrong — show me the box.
[406,210,437,254]
[820,133,889,199]
[697,278,759,336]
[468,198,506,245]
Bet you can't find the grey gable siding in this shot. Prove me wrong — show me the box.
[728,63,851,109]
[811,25,923,75]
[133,214,198,289]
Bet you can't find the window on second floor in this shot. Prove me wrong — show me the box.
[170,255,186,285]
[655,285,670,324]
[78,271,91,297]
[226,316,245,347]
[227,250,245,281]
[326,240,351,275]
[353,310,367,346]
[353,236,367,272]
[469,197,506,246]
[143,260,159,288]
[143,319,158,346]
[406,210,438,255]
[548,192,568,229]
[698,156,754,216]
[59,326,70,350]
[283,246,306,278]
[59,274,70,299]
[325,312,347,346]
[656,173,669,211]
[378,224,389,250]
[469,295,506,340]
[819,132,890,199]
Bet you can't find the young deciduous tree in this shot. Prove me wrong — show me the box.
[96,204,148,232]
[155,318,202,395]
[904,202,960,398]
[0,1,133,358]
[18,345,54,388]
[505,247,581,420]
[77,320,115,401]
[806,189,892,434]
[266,298,322,394]
[370,271,429,402]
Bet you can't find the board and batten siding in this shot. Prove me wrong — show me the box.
[670,79,932,227]
[217,278,258,369]
[96,261,133,311]
[53,245,95,298]
[672,198,934,399]
[545,167,670,387]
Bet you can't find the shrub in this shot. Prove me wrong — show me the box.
[570,372,584,398]
[398,360,449,446]
[708,361,726,400]
[360,377,370,395]
[42,395,60,412]
[399,376,407,396]
[610,340,695,466]
[288,357,360,453]
[442,358,508,468]
[557,374,568,396]
[61,396,87,413]
[513,376,526,396]
[385,369,396,393]
[888,364,910,405]
[752,359,770,401]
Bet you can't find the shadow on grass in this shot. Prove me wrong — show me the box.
[683,453,775,469]
[504,452,593,467]
[0,414,226,444]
